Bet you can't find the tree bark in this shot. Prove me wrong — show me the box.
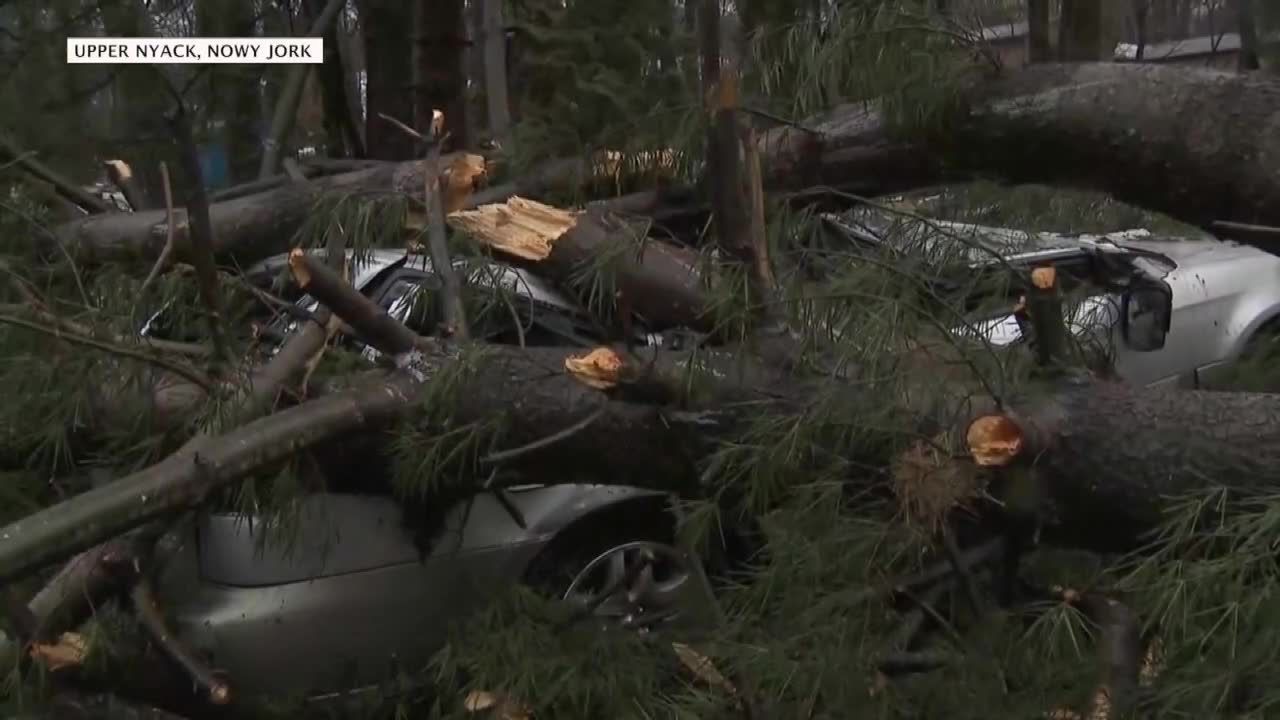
[482,0,512,147]
[413,0,469,149]
[362,0,415,160]
[761,62,1280,235]
[1236,0,1262,71]
[1026,0,1052,63]
[1060,0,1105,61]
[50,161,439,266]
[257,0,347,179]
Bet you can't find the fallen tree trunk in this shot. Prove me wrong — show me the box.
[447,198,712,332]
[959,371,1280,551]
[0,338,784,585]
[49,157,477,266]
[52,63,1280,273]
[763,62,1280,236]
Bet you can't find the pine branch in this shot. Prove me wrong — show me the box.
[0,310,212,390]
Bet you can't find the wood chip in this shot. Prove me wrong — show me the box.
[672,642,737,695]
[463,690,531,719]
[29,631,88,671]
[564,347,624,389]
[966,415,1024,467]
[447,196,580,261]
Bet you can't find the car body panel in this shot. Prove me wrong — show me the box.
[821,208,1280,388]
[166,485,669,698]
[135,250,681,700]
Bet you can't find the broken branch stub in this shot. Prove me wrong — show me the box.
[287,248,420,357]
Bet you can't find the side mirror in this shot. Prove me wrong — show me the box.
[1121,282,1172,352]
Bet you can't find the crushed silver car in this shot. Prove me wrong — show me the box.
[134,249,716,703]
[821,206,1280,389]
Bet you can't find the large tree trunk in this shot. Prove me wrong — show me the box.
[362,0,414,160]
[1026,0,1053,63]
[958,372,1280,552]
[762,62,1280,233]
[413,0,469,147]
[58,62,1280,269]
[50,161,439,265]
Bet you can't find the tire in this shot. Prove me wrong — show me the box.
[520,502,708,632]
[1206,324,1280,392]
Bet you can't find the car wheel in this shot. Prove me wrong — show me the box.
[522,509,707,633]
[1205,324,1280,391]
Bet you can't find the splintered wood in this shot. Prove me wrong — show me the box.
[442,153,489,213]
[447,196,580,262]
[29,631,88,671]
[966,415,1023,467]
[564,347,623,389]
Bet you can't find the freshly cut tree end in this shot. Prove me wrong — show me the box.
[463,690,531,719]
[565,347,623,389]
[448,196,580,261]
[287,248,312,288]
[1031,266,1057,290]
[103,159,132,181]
[209,682,232,705]
[966,415,1023,467]
[29,631,88,671]
[442,153,489,213]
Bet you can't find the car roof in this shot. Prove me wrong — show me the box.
[821,208,1176,266]
[243,248,582,314]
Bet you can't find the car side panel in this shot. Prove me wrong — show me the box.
[169,485,668,698]
[167,540,543,698]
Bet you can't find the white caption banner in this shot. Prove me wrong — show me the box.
[68,37,323,64]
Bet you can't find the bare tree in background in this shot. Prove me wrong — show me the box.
[1059,0,1106,60]
[482,0,511,147]
[1236,0,1262,70]
[1027,0,1052,62]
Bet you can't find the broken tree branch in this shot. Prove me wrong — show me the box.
[0,128,112,213]
[287,248,420,356]
[103,160,151,212]
[138,161,176,293]
[131,576,231,705]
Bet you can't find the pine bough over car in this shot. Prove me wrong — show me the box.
[30,201,1280,707]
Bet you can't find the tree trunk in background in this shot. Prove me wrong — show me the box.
[307,0,365,157]
[362,0,414,160]
[482,0,512,147]
[1058,0,1106,61]
[1237,0,1262,71]
[197,0,262,184]
[1027,0,1052,63]
[414,0,469,148]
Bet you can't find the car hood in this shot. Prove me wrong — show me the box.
[822,207,1181,270]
